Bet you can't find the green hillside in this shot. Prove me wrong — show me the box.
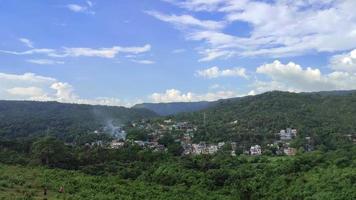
[172,91,356,144]
[0,101,157,142]
[133,101,216,116]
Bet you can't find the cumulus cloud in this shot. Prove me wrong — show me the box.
[18,38,34,48]
[196,66,247,79]
[255,60,356,93]
[149,88,239,103]
[0,72,131,107]
[0,44,151,59]
[6,87,45,97]
[152,0,356,61]
[330,49,356,72]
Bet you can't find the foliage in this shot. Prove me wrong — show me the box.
[0,100,157,142]
[172,91,356,147]
[0,146,355,199]
[1,134,356,199]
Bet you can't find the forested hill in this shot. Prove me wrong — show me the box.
[133,101,216,116]
[0,100,157,141]
[133,90,356,116]
[173,91,356,143]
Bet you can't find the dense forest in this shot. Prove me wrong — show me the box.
[0,100,157,143]
[170,91,356,144]
[0,136,355,199]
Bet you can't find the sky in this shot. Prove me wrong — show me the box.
[1,0,356,107]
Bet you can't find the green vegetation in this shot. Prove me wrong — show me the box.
[1,91,356,199]
[133,101,214,116]
[0,100,157,142]
[172,91,356,145]
[0,145,355,199]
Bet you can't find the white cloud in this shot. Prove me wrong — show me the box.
[53,45,151,58]
[6,87,45,97]
[0,44,151,59]
[197,48,235,62]
[196,66,247,78]
[255,60,356,93]
[330,49,356,72]
[0,48,56,56]
[172,49,186,53]
[116,44,152,54]
[163,0,231,12]
[149,88,239,103]
[58,47,119,58]
[67,4,86,12]
[154,0,356,60]
[146,11,225,30]
[0,72,132,107]
[19,38,34,48]
[131,59,155,64]
[0,72,56,83]
[50,82,76,101]
[27,59,64,65]
[66,3,95,14]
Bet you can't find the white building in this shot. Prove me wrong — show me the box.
[250,145,262,155]
[110,140,125,149]
[283,147,297,156]
[279,128,297,140]
[164,119,172,124]
[192,143,204,155]
[218,142,225,148]
[207,145,219,154]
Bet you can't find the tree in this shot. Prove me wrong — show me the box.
[31,137,68,167]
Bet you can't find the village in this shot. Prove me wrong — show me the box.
[93,118,309,157]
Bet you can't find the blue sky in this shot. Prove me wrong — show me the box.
[1,0,356,107]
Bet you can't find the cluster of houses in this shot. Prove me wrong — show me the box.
[180,127,298,156]
[182,141,225,155]
[73,116,356,157]
[273,128,298,156]
[105,118,302,157]
[109,140,166,152]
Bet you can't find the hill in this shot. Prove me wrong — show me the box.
[133,101,215,116]
[172,91,356,144]
[0,100,157,142]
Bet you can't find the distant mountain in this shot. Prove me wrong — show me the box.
[0,101,157,141]
[133,90,356,116]
[306,90,356,96]
[133,101,216,116]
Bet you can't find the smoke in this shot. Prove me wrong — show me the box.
[104,119,126,140]
[92,107,126,140]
